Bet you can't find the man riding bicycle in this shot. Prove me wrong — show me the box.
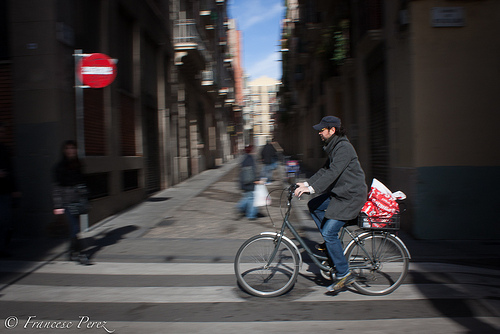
[294,116,367,293]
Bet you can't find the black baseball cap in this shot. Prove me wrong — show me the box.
[312,116,341,131]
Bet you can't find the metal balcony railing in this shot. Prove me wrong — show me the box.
[174,19,203,49]
[174,19,212,63]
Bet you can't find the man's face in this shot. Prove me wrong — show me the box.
[319,127,335,142]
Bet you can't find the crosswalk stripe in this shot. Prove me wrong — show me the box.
[1,285,239,303]
[294,283,481,302]
[0,261,236,275]
[39,318,500,334]
[3,318,500,334]
[0,282,485,304]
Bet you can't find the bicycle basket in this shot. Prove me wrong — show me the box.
[358,214,400,230]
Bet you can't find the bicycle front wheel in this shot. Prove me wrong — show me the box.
[346,232,409,296]
[234,235,299,297]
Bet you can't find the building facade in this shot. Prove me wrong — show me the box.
[1,0,238,236]
[278,0,500,240]
[247,76,280,147]
[226,18,244,153]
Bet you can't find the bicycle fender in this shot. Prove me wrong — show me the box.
[391,234,412,259]
[260,232,303,269]
[344,232,411,259]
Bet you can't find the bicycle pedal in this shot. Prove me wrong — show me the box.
[315,242,327,252]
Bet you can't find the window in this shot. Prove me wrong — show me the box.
[84,89,106,156]
[122,169,139,191]
[85,172,109,200]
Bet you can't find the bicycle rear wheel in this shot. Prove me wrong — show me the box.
[234,235,299,297]
[346,232,409,296]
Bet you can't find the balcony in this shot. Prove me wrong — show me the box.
[174,19,209,72]
[223,53,233,67]
[200,0,214,27]
[201,69,214,86]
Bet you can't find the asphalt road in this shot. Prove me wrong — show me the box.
[1,161,499,333]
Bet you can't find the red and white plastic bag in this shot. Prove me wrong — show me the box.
[361,179,406,219]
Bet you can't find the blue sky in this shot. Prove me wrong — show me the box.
[227,0,285,82]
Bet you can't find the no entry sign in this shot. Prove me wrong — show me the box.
[77,53,117,88]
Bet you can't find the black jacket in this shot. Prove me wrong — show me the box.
[239,154,257,192]
[261,143,278,165]
[308,135,367,220]
[52,159,86,209]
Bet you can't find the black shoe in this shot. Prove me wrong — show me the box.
[315,242,327,252]
[68,251,80,261]
[69,238,82,256]
[249,213,266,220]
[78,254,91,265]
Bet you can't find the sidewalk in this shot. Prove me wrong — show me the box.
[5,158,500,270]
[83,158,242,240]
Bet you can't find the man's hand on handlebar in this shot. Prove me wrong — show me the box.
[294,183,310,198]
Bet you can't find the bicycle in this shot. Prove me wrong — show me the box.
[234,185,411,297]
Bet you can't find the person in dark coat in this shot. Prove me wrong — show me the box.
[260,139,278,183]
[52,140,89,263]
[294,116,367,293]
[236,145,260,220]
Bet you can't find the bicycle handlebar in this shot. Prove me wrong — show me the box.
[288,184,299,201]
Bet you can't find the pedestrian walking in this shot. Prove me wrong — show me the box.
[52,140,89,264]
[260,139,278,183]
[294,116,367,293]
[236,145,261,220]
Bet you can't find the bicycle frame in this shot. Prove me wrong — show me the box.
[265,187,409,275]
[265,188,331,273]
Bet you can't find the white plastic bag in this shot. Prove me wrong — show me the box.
[254,184,271,207]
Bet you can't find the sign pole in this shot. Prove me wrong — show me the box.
[73,50,117,231]
[74,49,85,160]
[74,49,88,231]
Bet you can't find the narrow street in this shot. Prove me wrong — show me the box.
[1,161,499,333]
